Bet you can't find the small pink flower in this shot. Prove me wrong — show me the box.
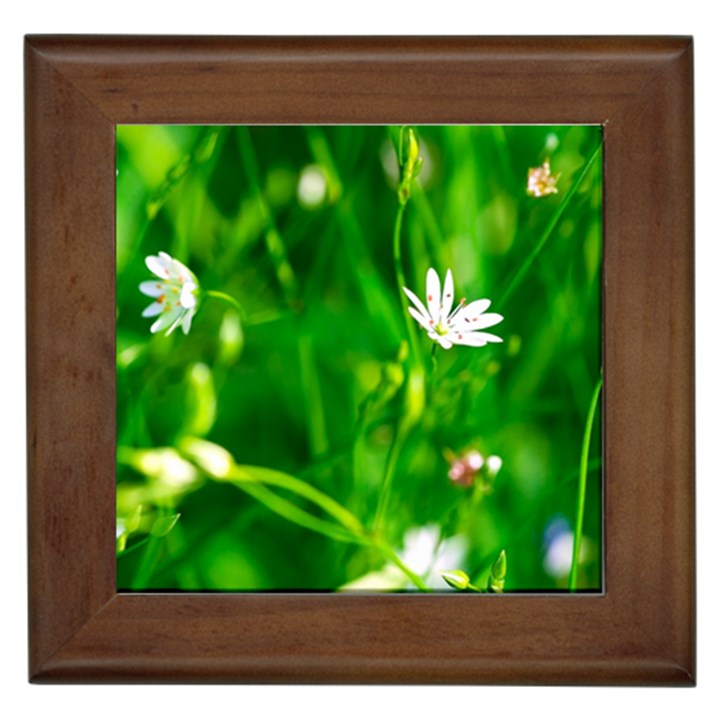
[447,450,503,489]
[448,450,484,487]
[527,160,560,198]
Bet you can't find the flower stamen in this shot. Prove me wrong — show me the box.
[447,298,466,323]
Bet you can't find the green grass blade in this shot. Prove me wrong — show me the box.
[235,482,362,545]
[298,333,330,460]
[227,464,365,535]
[569,373,603,591]
[497,140,602,309]
[235,127,299,306]
[375,541,430,592]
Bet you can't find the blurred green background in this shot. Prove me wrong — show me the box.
[116,124,602,592]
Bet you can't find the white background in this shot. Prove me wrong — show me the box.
[3,1,717,716]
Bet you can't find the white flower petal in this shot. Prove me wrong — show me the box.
[139,280,166,297]
[466,451,484,471]
[455,312,504,332]
[441,269,454,322]
[180,283,197,309]
[457,298,492,321]
[476,332,503,343]
[165,313,185,336]
[170,257,194,283]
[150,308,182,334]
[141,252,200,337]
[142,301,165,317]
[486,455,503,474]
[405,267,503,353]
[408,306,433,332]
[181,311,194,335]
[425,268,441,322]
[449,331,488,347]
[452,331,503,346]
[402,286,431,323]
[146,254,171,278]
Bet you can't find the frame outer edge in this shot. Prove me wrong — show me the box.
[604,38,695,684]
[24,35,695,686]
[25,36,117,680]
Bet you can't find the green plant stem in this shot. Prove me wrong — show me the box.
[210,461,430,591]
[373,418,410,534]
[118,127,219,285]
[298,333,330,461]
[392,203,407,282]
[497,141,602,309]
[392,203,418,351]
[373,189,427,534]
[206,290,285,331]
[129,506,177,590]
[375,541,430,592]
[116,534,152,558]
[428,343,439,389]
[240,478,428,591]
[236,127,300,307]
[129,534,163,590]
[373,203,418,532]
[224,464,364,535]
[412,183,445,262]
[237,129,323,478]
[304,126,343,201]
[392,203,424,367]
[243,309,286,327]
[569,373,603,591]
[237,482,362,545]
[205,289,244,314]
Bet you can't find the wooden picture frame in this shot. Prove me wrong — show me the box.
[25,36,694,684]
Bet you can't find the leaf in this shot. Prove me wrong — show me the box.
[116,533,127,553]
[487,549,507,593]
[441,570,470,591]
[150,513,181,538]
[239,483,361,545]
[230,464,365,535]
[126,505,143,534]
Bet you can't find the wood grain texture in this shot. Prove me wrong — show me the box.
[25,36,694,685]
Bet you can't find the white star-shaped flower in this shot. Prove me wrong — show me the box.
[403,268,503,349]
[139,252,199,335]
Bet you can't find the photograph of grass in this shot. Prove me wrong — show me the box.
[116,124,602,592]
